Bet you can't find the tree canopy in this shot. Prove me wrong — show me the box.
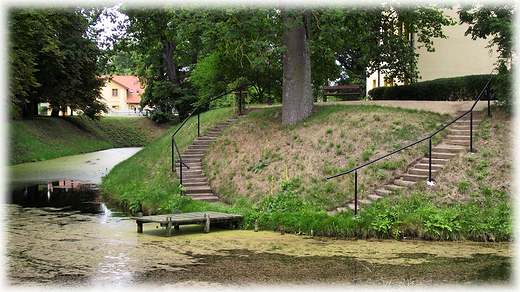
[458,3,515,110]
[110,4,456,124]
[8,7,108,119]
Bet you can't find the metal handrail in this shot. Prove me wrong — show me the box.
[327,74,495,214]
[171,83,253,184]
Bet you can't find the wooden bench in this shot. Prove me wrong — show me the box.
[323,85,361,102]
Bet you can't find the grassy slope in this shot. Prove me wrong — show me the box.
[100,108,237,214]
[100,105,513,241]
[205,104,452,209]
[8,116,172,165]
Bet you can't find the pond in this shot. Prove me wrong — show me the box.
[3,148,515,289]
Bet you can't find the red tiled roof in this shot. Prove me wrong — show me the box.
[101,75,145,104]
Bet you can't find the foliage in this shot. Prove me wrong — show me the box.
[251,158,270,174]
[8,116,155,165]
[100,107,235,215]
[368,74,495,101]
[312,5,455,89]
[147,187,511,242]
[111,5,454,119]
[116,6,202,121]
[8,7,108,120]
[458,4,515,111]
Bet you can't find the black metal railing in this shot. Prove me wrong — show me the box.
[327,75,495,215]
[171,83,252,184]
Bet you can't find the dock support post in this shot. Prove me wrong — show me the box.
[204,213,210,233]
[165,217,172,237]
[137,222,143,233]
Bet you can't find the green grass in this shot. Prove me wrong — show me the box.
[100,107,236,215]
[8,116,160,165]
[204,104,453,209]
[98,105,512,242]
[137,173,511,242]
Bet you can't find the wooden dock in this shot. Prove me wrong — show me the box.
[131,211,243,237]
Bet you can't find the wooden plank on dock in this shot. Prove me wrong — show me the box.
[131,211,243,237]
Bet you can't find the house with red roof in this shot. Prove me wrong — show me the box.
[100,75,146,115]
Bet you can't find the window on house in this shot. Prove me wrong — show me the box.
[372,79,376,88]
[112,89,118,96]
[130,89,134,93]
[136,89,140,93]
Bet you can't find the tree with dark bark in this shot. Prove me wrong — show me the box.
[281,9,313,126]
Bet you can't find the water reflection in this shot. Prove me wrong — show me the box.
[10,180,107,214]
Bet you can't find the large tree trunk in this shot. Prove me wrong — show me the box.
[163,40,181,88]
[281,10,313,126]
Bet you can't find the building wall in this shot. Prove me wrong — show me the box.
[101,81,129,111]
[414,8,496,81]
[366,7,497,96]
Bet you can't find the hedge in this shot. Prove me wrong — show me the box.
[368,74,495,101]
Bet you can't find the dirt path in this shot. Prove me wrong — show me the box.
[249,100,490,116]
[322,100,491,115]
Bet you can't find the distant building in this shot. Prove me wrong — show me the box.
[99,75,146,116]
[366,7,497,96]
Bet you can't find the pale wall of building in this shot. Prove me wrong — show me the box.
[415,8,496,81]
[101,81,130,111]
[366,7,497,96]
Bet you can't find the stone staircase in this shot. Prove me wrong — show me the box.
[333,110,484,214]
[176,117,241,203]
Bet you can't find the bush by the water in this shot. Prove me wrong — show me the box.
[368,75,495,101]
[159,175,512,242]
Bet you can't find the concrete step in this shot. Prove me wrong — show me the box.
[216,123,232,129]
[183,149,206,155]
[419,157,450,165]
[450,129,473,136]
[394,179,416,186]
[187,194,219,203]
[358,199,372,206]
[383,184,404,191]
[180,177,207,184]
[367,194,382,201]
[178,170,204,177]
[414,163,443,170]
[192,139,212,146]
[184,185,213,194]
[431,151,456,159]
[446,134,470,139]
[445,139,471,147]
[181,153,204,159]
[408,168,437,176]
[176,162,202,169]
[432,145,464,153]
[400,173,428,182]
[196,136,217,141]
[188,144,210,149]
[181,181,209,188]
[346,203,360,213]
[375,188,392,196]
[452,123,479,130]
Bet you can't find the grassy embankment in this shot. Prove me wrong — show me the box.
[8,116,171,165]
[101,105,513,242]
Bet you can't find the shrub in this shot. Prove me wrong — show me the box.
[368,74,495,101]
